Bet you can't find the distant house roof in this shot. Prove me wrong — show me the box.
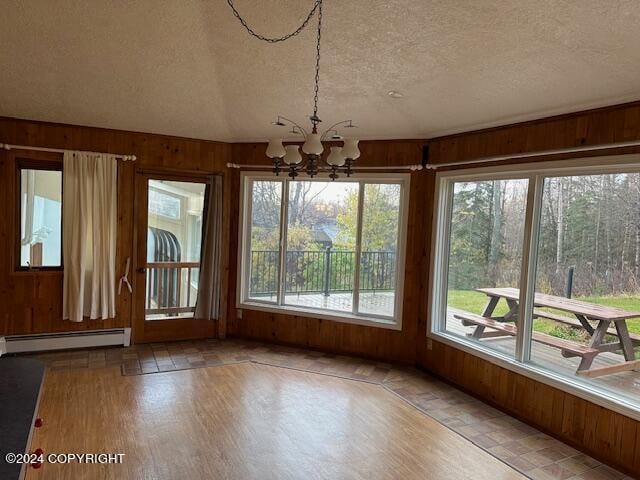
[313,222,340,246]
[312,228,333,245]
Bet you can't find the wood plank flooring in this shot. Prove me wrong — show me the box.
[27,362,523,479]
[25,339,631,479]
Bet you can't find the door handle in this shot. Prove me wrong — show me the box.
[137,267,146,274]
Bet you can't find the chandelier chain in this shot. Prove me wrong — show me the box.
[312,0,323,123]
[226,0,322,43]
[227,0,358,180]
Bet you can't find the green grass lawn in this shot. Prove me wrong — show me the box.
[447,290,640,337]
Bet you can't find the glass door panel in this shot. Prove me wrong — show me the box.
[145,179,206,320]
[358,183,402,318]
[247,180,283,303]
[283,180,358,313]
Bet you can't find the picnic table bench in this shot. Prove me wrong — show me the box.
[453,287,640,378]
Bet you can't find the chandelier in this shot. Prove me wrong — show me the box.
[227,0,360,180]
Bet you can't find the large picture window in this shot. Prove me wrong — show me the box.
[444,178,529,358]
[431,156,640,416]
[239,174,409,327]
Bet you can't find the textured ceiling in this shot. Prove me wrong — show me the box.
[1,1,640,142]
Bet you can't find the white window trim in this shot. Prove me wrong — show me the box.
[237,172,410,330]
[427,153,640,422]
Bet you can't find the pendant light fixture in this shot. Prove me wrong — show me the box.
[227,0,360,179]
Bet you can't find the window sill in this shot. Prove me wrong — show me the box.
[428,330,640,423]
[238,301,402,331]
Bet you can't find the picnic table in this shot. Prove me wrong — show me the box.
[454,287,640,378]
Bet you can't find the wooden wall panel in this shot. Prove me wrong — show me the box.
[3,101,640,474]
[428,101,640,167]
[421,341,640,475]
[227,140,427,363]
[0,117,231,337]
[419,101,640,476]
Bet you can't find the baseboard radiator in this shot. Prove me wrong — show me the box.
[0,328,131,356]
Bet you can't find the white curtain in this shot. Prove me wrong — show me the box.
[62,152,118,322]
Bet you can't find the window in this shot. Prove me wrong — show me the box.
[148,188,182,220]
[239,174,409,327]
[18,166,62,268]
[444,178,529,358]
[431,156,640,416]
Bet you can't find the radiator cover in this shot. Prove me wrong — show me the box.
[0,328,131,356]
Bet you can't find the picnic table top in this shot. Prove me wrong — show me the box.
[476,287,640,322]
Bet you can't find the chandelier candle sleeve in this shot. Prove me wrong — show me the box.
[327,147,345,166]
[266,138,286,159]
[342,138,360,160]
[283,145,302,165]
[302,133,323,155]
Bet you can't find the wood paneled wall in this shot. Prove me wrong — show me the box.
[0,117,231,336]
[2,101,640,474]
[227,141,427,363]
[419,101,640,476]
[428,101,640,167]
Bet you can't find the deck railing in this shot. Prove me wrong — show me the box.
[249,249,396,297]
[145,261,200,316]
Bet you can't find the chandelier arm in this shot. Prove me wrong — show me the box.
[226,0,322,43]
[278,116,308,138]
[320,120,354,141]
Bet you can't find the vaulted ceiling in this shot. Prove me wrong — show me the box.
[2,1,640,142]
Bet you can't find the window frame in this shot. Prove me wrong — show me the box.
[15,158,64,272]
[237,172,410,330]
[147,183,184,221]
[428,153,640,421]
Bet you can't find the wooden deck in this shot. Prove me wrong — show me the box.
[446,308,640,403]
[249,292,396,317]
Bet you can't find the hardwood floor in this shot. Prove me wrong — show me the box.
[27,362,523,479]
[26,339,630,479]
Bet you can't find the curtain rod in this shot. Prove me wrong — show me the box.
[424,139,640,169]
[226,162,423,171]
[0,143,137,161]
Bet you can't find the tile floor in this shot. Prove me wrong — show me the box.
[26,338,632,480]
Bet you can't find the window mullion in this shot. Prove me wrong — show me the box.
[352,182,365,315]
[435,179,455,333]
[242,178,254,301]
[516,175,543,362]
[277,179,289,306]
